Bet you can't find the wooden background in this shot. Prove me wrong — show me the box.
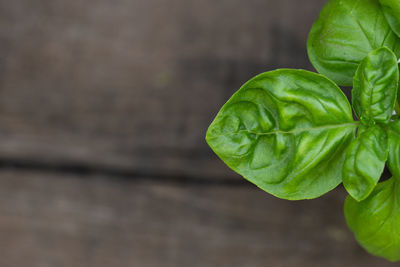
[0,0,397,266]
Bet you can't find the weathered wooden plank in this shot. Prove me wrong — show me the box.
[0,170,396,267]
[0,0,328,179]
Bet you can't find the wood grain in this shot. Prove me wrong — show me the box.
[0,169,396,267]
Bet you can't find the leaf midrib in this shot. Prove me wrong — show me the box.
[208,122,360,139]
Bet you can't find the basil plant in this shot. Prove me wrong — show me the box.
[206,0,400,262]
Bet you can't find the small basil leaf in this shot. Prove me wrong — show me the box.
[352,47,399,124]
[206,69,356,200]
[379,0,400,38]
[342,125,388,201]
[345,177,400,262]
[388,120,400,177]
[307,0,400,86]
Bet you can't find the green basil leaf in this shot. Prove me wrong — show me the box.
[206,69,356,200]
[352,47,399,124]
[345,177,400,262]
[342,125,388,201]
[379,0,400,38]
[388,120,400,177]
[307,0,400,86]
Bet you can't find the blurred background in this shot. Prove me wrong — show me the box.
[0,0,397,266]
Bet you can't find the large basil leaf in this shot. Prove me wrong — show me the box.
[307,0,400,86]
[388,120,400,177]
[352,47,399,124]
[206,69,356,200]
[345,177,400,262]
[379,0,400,37]
[342,125,388,201]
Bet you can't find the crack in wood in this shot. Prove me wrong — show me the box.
[0,158,248,187]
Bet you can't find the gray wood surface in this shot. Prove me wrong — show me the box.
[0,170,396,267]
